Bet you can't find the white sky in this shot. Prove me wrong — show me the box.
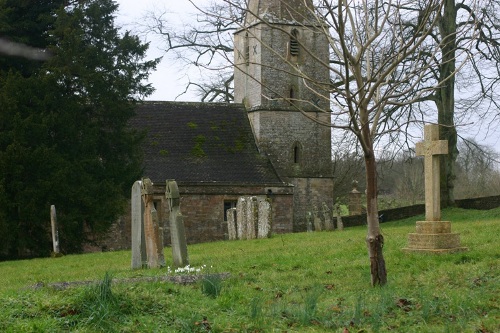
[116,0,209,101]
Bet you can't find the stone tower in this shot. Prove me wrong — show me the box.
[234,0,334,231]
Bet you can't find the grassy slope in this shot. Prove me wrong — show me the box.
[0,207,498,332]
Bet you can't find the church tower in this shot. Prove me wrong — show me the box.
[234,0,334,230]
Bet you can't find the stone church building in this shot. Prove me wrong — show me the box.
[102,0,334,250]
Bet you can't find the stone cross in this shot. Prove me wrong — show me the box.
[416,124,448,221]
[131,180,147,269]
[50,205,60,255]
[166,179,189,267]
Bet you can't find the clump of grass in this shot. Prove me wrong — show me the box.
[201,274,222,298]
[75,272,130,332]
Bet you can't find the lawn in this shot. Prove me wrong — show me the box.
[0,207,498,332]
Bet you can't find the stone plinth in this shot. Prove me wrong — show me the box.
[403,221,467,254]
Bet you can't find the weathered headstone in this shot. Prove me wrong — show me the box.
[166,179,189,267]
[334,202,344,231]
[403,124,467,253]
[236,197,247,239]
[50,205,61,255]
[131,180,147,269]
[313,204,322,231]
[151,206,165,267]
[142,178,163,268]
[257,199,272,238]
[245,197,258,239]
[322,202,334,231]
[349,180,362,215]
[306,212,313,232]
[227,207,237,240]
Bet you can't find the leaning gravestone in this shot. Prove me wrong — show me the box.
[227,208,237,240]
[131,180,147,269]
[166,180,189,267]
[142,178,164,268]
[403,124,467,253]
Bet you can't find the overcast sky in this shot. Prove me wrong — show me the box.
[116,0,209,101]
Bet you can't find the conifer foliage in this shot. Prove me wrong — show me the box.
[0,0,158,258]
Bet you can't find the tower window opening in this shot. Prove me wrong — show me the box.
[290,29,299,57]
[245,32,250,65]
[289,87,295,105]
[293,142,301,164]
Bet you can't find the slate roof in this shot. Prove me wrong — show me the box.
[130,101,284,185]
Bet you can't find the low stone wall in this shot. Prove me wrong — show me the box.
[342,195,500,228]
[455,195,500,210]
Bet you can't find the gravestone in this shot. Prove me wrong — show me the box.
[403,124,467,253]
[227,207,237,240]
[166,179,189,267]
[313,204,323,231]
[131,180,147,269]
[142,178,163,268]
[50,205,60,255]
[306,211,313,232]
[334,202,344,231]
[151,206,165,267]
[349,180,362,215]
[322,202,334,231]
[257,199,272,238]
[236,197,247,239]
[245,197,258,239]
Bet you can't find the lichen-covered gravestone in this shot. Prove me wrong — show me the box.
[403,124,467,253]
[257,199,272,238]
[322,202,334,231]
[227,208,237,240]
[142,178,165,268]
[313,204,323,231]
[236,197,247,239]
[166,179,189,267]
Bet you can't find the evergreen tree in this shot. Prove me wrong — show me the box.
[0,0,158,258]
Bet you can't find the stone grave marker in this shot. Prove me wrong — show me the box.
[166,179,189,267]
[334,202,344,231]
[306,211,313,232]
[257,199,272,238]
[349,180,362,215]
[322,202,334,231]
[236,197,247,239]
[131,180,147,269]
[403,124,467,253]
[313,204,323,231]
[142,178,163,268]
[227,207,237,240]
[50,205,62,257]
[245,197,258,239]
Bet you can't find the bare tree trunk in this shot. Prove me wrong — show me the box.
[364,149,387,286]
[437,0,458,207]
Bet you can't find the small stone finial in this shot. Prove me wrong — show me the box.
[351,180,359,193]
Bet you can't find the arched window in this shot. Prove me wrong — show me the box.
[289,86,295,105]
[289,29,299,57]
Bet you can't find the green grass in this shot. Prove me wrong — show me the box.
[0,207,499,332]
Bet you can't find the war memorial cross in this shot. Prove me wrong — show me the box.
[415,124,448,221]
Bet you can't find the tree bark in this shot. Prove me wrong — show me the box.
[437,0,458,207]
[364,149,387,286]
